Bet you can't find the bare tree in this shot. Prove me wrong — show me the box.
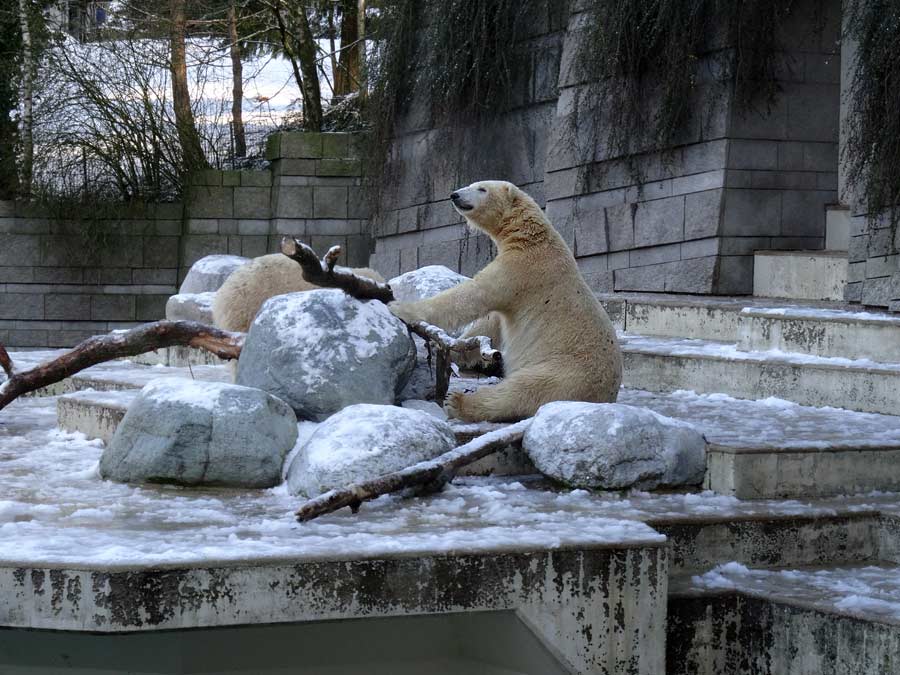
[169,0,208,171]
[227,1,246,158]
[332,0,358,98]
[268,0,322,131]
[17,0,33,197]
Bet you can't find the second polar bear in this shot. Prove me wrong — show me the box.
[212,253,384,333]
[389,180,623,422]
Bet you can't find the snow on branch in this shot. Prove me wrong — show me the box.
[0,321,244,412]
[295,419,531,522]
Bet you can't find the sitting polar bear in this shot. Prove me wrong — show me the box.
[212,253,384,333]
[389,180,623,422]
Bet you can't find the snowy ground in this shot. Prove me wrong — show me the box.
[4,391,900,568]
[690,562,900,624]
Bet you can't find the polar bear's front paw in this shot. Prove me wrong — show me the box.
[443,391,466,420]
[388,301,423,326]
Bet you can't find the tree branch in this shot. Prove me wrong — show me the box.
[0,321,244,412]
[295,420,530,522]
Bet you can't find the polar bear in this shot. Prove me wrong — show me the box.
[389,180,623,422]
[212,253,384,333]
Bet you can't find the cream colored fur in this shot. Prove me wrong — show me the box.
[212,253,384,333]
[389,180,623,422]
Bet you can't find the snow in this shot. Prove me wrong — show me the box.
[0,396,669,566]
[692,563,900,623]
[620,333,900,372]
[619,389,900,450]
[742,306,900,325]
[188,255,249,275]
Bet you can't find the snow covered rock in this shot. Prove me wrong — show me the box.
[389,265,469,303]
[179,254,248,294]
[100,378,298,488]
[389,266,471,402]
[165,291,215,323]
[523,402,706,490]
[286,403,456,497]
[236,289,416,421]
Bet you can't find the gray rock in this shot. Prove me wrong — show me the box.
[179,254,248,294]
[389,265,469,303]
[390,266,471,402]
[100,378,298,488]
[236,289,416,421]
[522,402,706,490]
[286,403,456,497]
[165,292,215,323]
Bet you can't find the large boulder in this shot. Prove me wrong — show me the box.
[286,403,456,497]
[389,265,469,303]
[179,254,248,294]
[165,291,215,323]
[236,289,416,421]
[522,402,706,490]
[100,378,298,488]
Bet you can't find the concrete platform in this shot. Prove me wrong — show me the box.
[668,563,900,674]
[621,334,900,416]
[753,250,849,301]
[738,306,900,362]
[128,345,227,367]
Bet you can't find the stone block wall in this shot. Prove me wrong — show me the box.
[0,132,370,348]
[368,0,843,298]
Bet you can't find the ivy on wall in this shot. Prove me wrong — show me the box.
[843,0,900,233]
[362,0,552,209]
[570,0,805,181]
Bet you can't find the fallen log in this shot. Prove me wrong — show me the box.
[295,419,531,522]
[281,236,502,401]
[0,321,244,411]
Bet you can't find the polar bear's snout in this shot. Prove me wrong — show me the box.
[450,190,474,212]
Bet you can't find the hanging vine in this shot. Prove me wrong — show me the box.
[843,0,900,235]
[362,0,553,212]
[568,0,805,183]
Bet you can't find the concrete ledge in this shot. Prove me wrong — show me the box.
[753,250,848,301]
[707,443,900,499]
[0,545,668,674]
[738,306,900,362]
[668,590,900,675]
[621,336,900,416]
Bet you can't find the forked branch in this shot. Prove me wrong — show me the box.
[0,321,244,411]
[295,419,530,521]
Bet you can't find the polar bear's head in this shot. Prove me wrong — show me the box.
[450,180,524,236]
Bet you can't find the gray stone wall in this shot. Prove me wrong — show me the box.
[0,132,369,348]
[369,0,842,298]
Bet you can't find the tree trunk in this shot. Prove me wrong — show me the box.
[334,0,359,98]
[17,0,33,198]
[270,1,321,131]
[227,2,246,159]
[357,0,366,101]
[291,3,323,131]
[169,0,208,172]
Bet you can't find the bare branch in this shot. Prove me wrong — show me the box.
[280,236,395,303]
[0,321,244,412]
[295,420,530,522]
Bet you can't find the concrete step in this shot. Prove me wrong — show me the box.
[738,305,900,362]
[621,334,900,416]
[601,294,900,363]
[622,389,900,499]
[753,250,848,301]
[668,564,900,675]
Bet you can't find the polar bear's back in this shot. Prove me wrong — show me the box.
[212,253,383,333]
